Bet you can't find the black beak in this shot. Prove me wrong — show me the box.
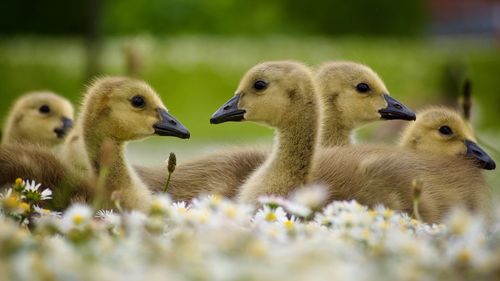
[210,93,246,124]
[378,94,416,121]
[465,140,496,170]
[153,108,190,139]
[54,117,73,139]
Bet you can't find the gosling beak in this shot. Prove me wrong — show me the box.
[54,117,73,139]
[378,94,416,121]
[465,140,496,170]
[153,108,190,139]
[210,93,246,124]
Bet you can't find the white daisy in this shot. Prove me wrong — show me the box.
[40,188,53,201]
[96,209,121,227]
[0,188,13,200]
[60,203,93,233]
[22,180,52,201]
[254,206,288,223]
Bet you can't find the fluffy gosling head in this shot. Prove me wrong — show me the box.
[210,61,317,128]
[399,107,495,170]
[82,77,190,141]
[2,91,74,147]
[316,61,416,127]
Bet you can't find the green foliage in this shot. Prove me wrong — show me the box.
[0,0,425,36]
[284,0,425,36]
[0,0,88,35]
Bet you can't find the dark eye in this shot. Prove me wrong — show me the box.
[253,80,268,91]
[131,95,146,108]
[439,125,453,136]
[39,105,50,114]
[356,83,370,93]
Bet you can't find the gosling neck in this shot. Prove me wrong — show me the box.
[319,100,351,146]
[81,121,132,194]
[274,116,318,182]
[239,106,319,203]
[320,113,351,147]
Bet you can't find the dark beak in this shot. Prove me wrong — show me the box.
[54,117,73,139]
[465,140,496,170]
[378,94,416,121]
[210,93,246,124]
[153,108,190,139]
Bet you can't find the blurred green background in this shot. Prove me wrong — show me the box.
[0,0,499,184]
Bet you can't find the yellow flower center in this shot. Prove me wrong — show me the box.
[150,202,165,215]
[15,178,23,186]
[72,214,85,225]
[265,212,277,222]
[284,220,294,230]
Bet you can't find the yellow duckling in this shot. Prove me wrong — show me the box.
[399,107,495,170]
[2,91,74,147]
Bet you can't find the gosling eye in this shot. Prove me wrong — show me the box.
[253,80,268,91]
[39,105,51,114]
[131,95,146,108]
[439,125,453,136]
[355,83,370,93]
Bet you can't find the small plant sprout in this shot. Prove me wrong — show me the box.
[163,152,177,193]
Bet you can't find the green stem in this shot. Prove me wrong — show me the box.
[163,172,172,193]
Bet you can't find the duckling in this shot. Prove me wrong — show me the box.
[59,77,190,210]
[316,61,415,146]
[399,107,495,170]
[213,61,490,223]
[211,61,320,201]
[137,61,416,200]
[2,91,74,147]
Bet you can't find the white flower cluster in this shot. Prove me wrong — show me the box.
[0,184,499,281]
[0,179,56,225]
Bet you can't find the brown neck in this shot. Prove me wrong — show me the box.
[82,122,133,196]
[240,105,319,201]
[320,114,351,146]
[272,117,318,186]
[319,101,351,146]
